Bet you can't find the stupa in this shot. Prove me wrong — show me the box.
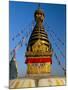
[25,5,52,76]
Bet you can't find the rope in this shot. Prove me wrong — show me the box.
[54,51,66,75]
[12,20,33,41]
[46,27,65,58]
[45,22,65,46]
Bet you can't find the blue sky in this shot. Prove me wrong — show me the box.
[9,1,66,77]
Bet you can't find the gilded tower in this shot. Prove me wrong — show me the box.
[25,6,52,75]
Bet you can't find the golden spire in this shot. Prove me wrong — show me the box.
[26,4,52,57]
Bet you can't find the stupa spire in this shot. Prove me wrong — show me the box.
[25,5,52,76]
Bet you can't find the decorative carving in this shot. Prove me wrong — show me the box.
[27,62,51,74]
[32,39,49,52]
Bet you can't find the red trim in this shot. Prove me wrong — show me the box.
[25,57,52,64]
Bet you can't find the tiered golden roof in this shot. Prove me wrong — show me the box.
[26,7,52,57]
